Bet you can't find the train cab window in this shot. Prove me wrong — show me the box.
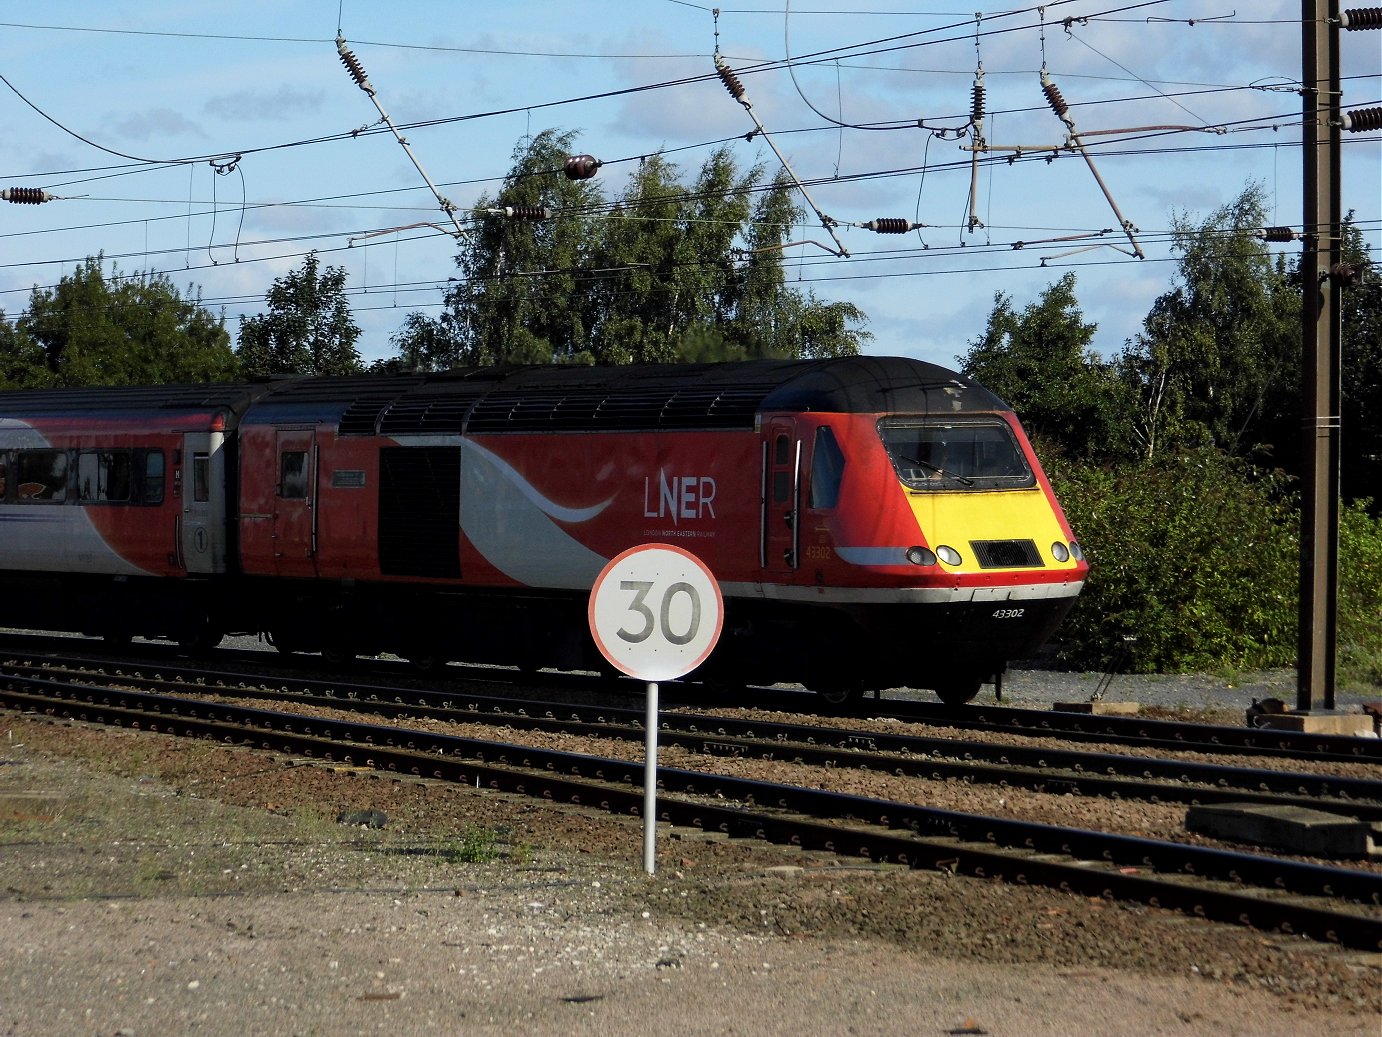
[192,453,210,503]
[280,450,309,499]
[77,450,133,503]
[809,427,846,510]
[878,419,1035,491]
[143,451,165,504]
[15,449,68,502]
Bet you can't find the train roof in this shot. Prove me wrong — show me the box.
[250,356,1012,435]
[0,358,1011,436]
[0,382,270,421]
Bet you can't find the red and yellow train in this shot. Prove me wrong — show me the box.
[0,356,1086,704]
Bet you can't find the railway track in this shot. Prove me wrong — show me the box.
[3,659,1381,952]
[8,655,1381,820]
[7,635,1378,762]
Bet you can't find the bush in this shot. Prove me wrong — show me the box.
[1044,448,1298,673]
[1340,499,1382,689]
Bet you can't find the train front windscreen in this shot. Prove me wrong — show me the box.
[877,418,1036,491]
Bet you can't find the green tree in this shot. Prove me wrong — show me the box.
[390,131,868,369]
[417,129,603,368]
[1119,184,1298,462]
[958,272,1131,459]
[725,169,870,359]
[584,151,693,364]
[0,310,51,389]
[12,257,237,387]
[237,252,363,376]
[1336,216,1381,505]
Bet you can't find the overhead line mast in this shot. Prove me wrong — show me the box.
[1296,4,1378,714]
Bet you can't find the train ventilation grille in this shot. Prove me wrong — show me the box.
[970,539,1042,568]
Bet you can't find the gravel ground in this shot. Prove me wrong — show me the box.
[1,663,1380,1037]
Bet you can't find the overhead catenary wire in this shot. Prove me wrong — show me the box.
[1,5,1376,354]
[4,125,1376,303]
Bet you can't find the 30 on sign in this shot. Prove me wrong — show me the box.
[587,544,724,683]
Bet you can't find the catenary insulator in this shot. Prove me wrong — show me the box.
[503,206,552,220]
[865,218,914,234]
[1341,7,1382,28]
[971,74,986,123]
[2,187,52,204]
[714,54,748,103]
[1260,226,1298,242]
[336,36,374,93]
[563,155,601,180]
[1040,72,1070,120]
[1342,106,1382,132]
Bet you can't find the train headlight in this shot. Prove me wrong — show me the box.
[1051,542,1070,562]
[936,545,963,566]
[1070,542,1084,561]
[905,546,937,566]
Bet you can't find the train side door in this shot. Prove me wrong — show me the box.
[179,431,227,574]
[272,428,319,578]
[762,418,801,574]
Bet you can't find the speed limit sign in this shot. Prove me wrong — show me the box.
[588,544,724,682]
[589,544,722,875]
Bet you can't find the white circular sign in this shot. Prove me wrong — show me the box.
[588,544,724,682]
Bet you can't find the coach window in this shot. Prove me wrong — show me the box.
[0,452,7,500]
[809,427,846,510]
[16,449,67,502]
[192,453,210,503]
[143,450,166,504]
[77,450,134,503]
[280,450,309,499]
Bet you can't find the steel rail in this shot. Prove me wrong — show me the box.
[3,674,1381,952]
[10,658,1381,818]
[824,695,1382,762]
[4,638,1376,761]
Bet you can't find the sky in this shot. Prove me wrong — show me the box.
[1,1,1378,371]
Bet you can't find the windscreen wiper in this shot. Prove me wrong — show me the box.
[894,453,974,487]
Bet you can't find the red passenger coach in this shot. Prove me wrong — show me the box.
[0,383,266,647]
[0,357,1088,705]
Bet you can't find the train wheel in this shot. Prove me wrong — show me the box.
[177,630,224,655]
[175,616,224,655]
[321,646,356,668]
[700,676,745,701]
[407,653,442,673]
[270,634,300,656]
[808,680,864,707]
[934,678,982,707]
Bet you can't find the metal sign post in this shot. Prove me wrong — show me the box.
[643,680,659,874]
[588,544,724,875]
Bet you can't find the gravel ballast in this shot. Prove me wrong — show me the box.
[1,665,1379,1036]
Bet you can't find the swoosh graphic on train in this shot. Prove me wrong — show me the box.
[459,439,613,588]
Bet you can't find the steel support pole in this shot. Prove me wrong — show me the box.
[1297,0,1342,713]
[644,681,659,875]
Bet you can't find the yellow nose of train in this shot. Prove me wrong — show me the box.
[906,487,1085,581]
